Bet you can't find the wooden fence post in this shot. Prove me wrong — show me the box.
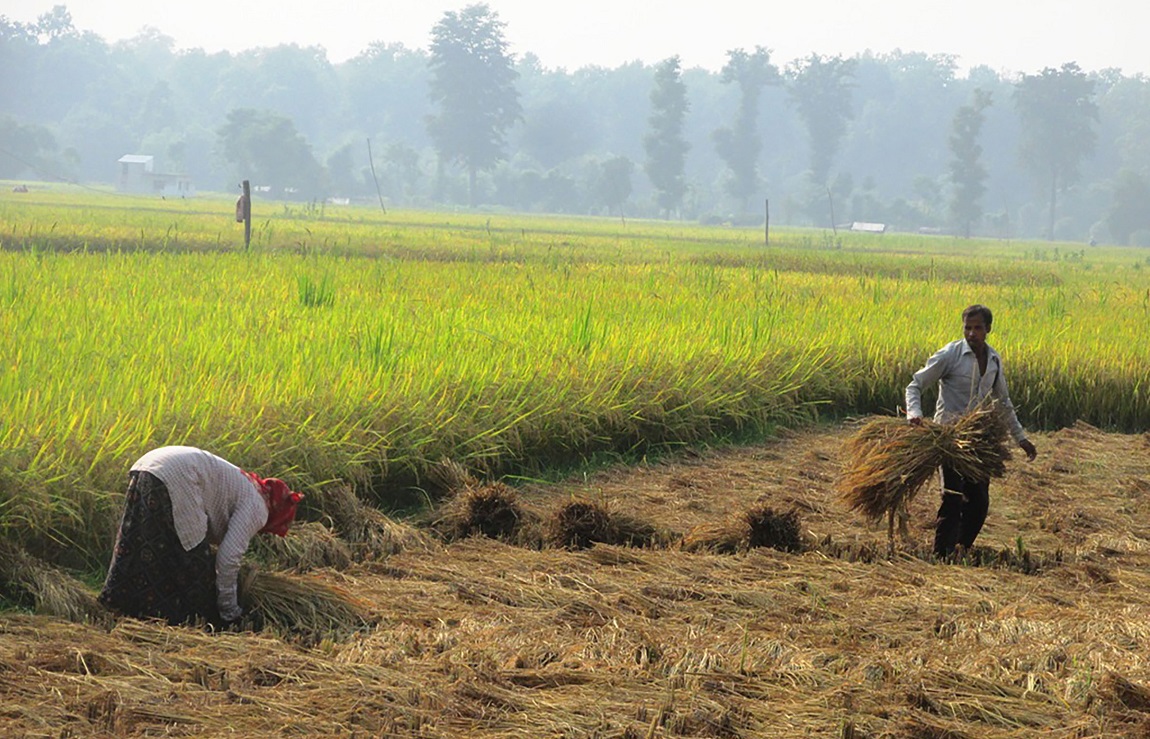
[764,198,770,246]
[242,179,251,249]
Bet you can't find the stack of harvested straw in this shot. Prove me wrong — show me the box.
[838,402,1012,529]
[250,521,353,571]
[682,503,804,554]
[0,540,108,623]
[543,500,661,550]
[434,481,533,542]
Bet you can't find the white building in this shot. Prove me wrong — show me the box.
[117,155,195,197]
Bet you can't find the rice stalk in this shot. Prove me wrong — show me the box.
[682,504,804,554]
[425,457,479,495]
[544,500,616,550]
[318,484,435,559]
[1090,672,1150,713]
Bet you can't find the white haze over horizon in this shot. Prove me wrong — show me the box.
[4,0,1147,78]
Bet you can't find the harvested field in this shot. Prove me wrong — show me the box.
[3,422,1150,737]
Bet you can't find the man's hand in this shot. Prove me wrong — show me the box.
[1019,438,1037,461]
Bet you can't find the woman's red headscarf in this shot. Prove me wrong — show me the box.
[244,472,303,536]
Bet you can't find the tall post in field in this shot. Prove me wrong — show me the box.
[764,198,770,246]
[242,179,252,249]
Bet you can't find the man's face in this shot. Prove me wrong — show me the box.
[963,314,989,353]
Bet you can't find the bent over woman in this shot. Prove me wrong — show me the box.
[99,446,302,625]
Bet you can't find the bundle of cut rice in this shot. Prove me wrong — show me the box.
[239,567,370,638]
[434,481,532,542]
[425,457,479,495]
[838,401,1012,530]
[545,500,614,550]
[682,504,804,554]
[0,540,108,623]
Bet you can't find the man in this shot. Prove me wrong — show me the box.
[906,305,1038,557]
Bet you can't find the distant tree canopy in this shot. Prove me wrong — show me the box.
[786,54,856,187]
[712,47,778,213]
[1106,169,1150,245]
[1013,62,1099,240]
[594,155,635,216]
[948,89,993,238]
[216,108,325,197]
[644,56,690,219]
[5,5,1150,240]
[426,3,521,207]
[0,115,58,179]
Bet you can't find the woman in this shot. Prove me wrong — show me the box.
[99,446,303,626]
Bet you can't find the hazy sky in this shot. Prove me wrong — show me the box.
[5,0,1147,76]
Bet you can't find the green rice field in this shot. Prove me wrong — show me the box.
[1,186,1148,568]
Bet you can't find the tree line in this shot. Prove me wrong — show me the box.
[3,4,1150,243]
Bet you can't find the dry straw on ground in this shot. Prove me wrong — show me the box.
[4,425,1150,738]
[838,402,1012,539]
[0,540,107,623]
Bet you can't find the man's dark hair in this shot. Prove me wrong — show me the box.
[962,304,993,329]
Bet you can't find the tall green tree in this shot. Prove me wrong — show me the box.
[426,3,521,207]
[786,54,856,186]
[947,89,993,238]
[593,155,634,216]
[1013,62,1099,240]
[216,108,325,198]
[0,115,58,179]
[644,56,690,219]
[1106,169,1150,244]
[712,47,778,213]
